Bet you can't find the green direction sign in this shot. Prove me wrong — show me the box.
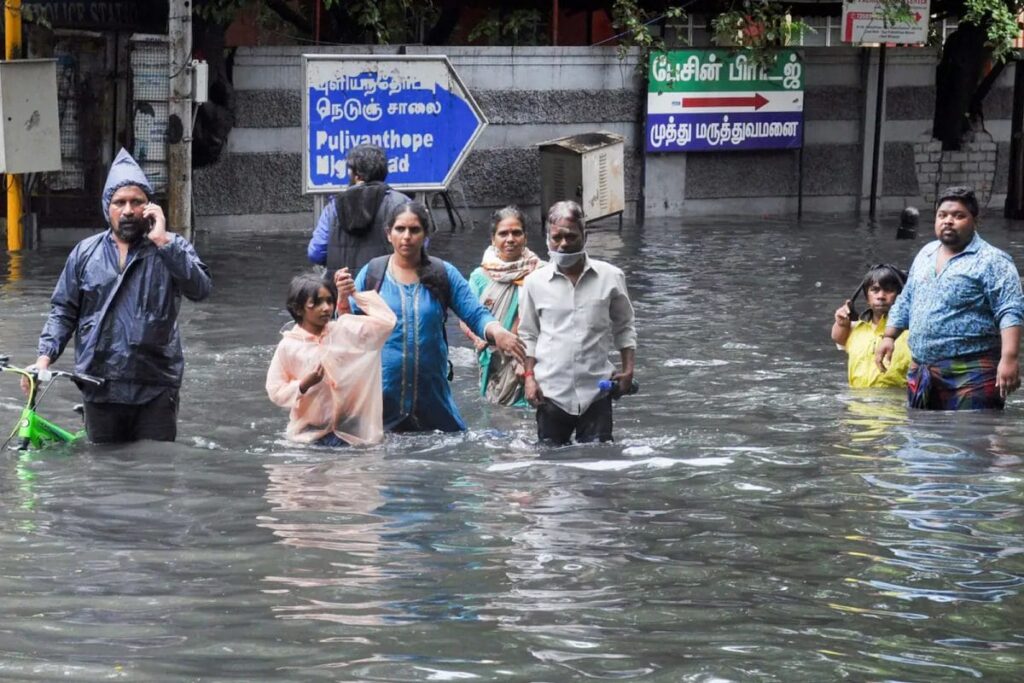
[647,50,805,152]
[648,50,804,92]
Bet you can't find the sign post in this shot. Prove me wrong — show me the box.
[302,55,487,195]
[842,0,930,45]
[646,49,804,154]
[841,1,930,219]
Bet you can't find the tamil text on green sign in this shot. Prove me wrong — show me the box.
[647,50,804,153]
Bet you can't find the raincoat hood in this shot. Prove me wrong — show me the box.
[336,181,390,236]
[102,148,154,224]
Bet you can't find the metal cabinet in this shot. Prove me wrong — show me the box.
[538,131,624,226]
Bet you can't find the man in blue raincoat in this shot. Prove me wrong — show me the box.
[30,149,212,443]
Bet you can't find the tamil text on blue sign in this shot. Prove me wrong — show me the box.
[646,50,804,153]
[302,56,487,193]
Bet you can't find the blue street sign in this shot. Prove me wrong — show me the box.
[302,55,488,193]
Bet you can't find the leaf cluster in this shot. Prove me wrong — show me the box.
[710,1,811,69]
[876,0,915,27]
[877,0,1024,62]
[961,0,1022,61]
[610,0,687,72]
[467,9,545,45]
[193,0,435,44]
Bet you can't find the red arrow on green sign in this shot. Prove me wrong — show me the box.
[681,93,770,110]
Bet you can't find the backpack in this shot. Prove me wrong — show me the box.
[363,255,455,381]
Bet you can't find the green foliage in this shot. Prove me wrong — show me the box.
[711,1,811,69]
[194,0,252,25]
[193,0,436,44]
[875,0,1023,62]
[468,9,544,46]
[610,0,687,73]
[345,0,428,44]
[962,0,1021,62]
[876,0,915,27]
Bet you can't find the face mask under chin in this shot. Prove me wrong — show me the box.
[548,249,586,268]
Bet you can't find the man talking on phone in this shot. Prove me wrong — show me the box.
[29,148,212,443]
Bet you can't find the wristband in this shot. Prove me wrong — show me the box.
[883,333,898,340]
[523,371,534,378]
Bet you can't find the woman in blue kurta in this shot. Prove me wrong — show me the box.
[349,201,526,432]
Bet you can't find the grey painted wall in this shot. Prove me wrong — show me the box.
[195,45,1017,231]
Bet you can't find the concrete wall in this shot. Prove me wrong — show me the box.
[196,46,645,232]
[195,45,1017,231]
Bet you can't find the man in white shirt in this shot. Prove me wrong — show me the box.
[518,200,637,444]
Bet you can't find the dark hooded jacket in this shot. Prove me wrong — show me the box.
[325,182,409,273]
[37,149,212,401]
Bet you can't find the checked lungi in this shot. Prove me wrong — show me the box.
[906,350,1004,410]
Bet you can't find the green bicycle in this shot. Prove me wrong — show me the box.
[0,356,104,450]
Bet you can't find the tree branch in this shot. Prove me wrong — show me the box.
[266,0,313,35]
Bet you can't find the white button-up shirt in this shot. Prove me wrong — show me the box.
[518,257,637,415]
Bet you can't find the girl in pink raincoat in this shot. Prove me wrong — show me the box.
[266,270,396,446]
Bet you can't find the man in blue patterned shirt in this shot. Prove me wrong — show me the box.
[875,187,1023,409]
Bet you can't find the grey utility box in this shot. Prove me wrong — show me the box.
[0,59,62,174]
[538,131,624,225]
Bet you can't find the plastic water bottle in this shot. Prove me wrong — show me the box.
[597,377,640,400]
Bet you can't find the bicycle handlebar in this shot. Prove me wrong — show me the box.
[0,357,105,387]
[48,369,104,386]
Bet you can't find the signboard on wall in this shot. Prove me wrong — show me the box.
[842,0,930,45]
[24,0,168,32]
[646,49,804,153]
[302,55,487,194]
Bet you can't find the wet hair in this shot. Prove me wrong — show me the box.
[346,144,388,183]
[286,271,337,323]
[490,205,527,236]
[861,264,906,293]
[849,264,907,321]
[386,201,447,305]
[936,186,979,218]
[899,206,919,229]
[546,200,585,238]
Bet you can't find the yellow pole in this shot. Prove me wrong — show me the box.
[5,0,23,252]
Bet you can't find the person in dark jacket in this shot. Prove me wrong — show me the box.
[30,148,212,443]
[307,143,410,273]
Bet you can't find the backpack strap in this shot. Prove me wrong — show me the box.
[424,255,451,318]
[363,255,390,294]
[424,256,453,380]
[365,255,450,314]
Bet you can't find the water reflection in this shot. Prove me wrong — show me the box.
[819,411,1024,680]
[837,392,908,444]
[261,456,392,625]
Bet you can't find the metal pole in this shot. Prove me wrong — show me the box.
[797,145,804,219]
[168,0,193,239]
[314,0,321,45]
[637,58,647,227]
[5,0,23,251]
[552,0,559,46]
[797,100,807,219]
[1005,56,1024,218]
[868,45,886,221]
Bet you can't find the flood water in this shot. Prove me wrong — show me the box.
[0,215,1022,681]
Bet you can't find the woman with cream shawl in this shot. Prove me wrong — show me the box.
[461,206,543,407]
